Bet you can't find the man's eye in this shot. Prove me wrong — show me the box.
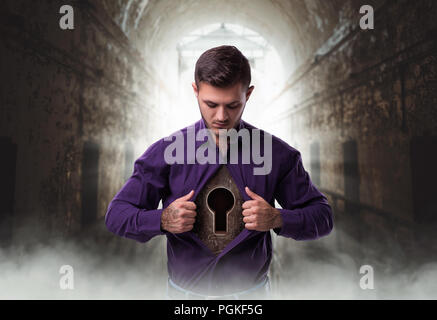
[207,104,217,108]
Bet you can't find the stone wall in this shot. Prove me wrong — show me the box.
[0,0,159,244]
[270,0,437,262]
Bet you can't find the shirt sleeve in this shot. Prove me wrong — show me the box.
[104,139,169,243]
[273,150,334,240]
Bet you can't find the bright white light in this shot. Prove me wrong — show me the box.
[174,23,286,135]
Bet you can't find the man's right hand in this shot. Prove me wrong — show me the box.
[161,190,197,233]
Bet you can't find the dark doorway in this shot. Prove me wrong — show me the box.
[0,137,17,247]
[81,141,100,227]
[124,142,134,182]
[343,140,360,214]
[410,136,437,224]
[310,141,321,187]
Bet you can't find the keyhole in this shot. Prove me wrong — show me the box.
[207,187,235,234]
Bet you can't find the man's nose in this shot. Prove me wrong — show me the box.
[216,106,228,122]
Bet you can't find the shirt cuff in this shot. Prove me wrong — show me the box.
[273,208,304,239]
[137,209,166,236]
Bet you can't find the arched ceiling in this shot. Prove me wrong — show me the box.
[100,0,353,76]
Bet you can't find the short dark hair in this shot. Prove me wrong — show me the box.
[194,45,251,90]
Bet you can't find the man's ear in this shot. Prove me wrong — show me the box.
[192,82,198,97]
[246,85,255,101]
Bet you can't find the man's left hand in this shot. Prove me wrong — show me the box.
[242,186,283,231]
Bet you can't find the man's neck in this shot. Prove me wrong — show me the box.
[213,120,241,146]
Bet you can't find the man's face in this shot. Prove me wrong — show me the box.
[192,81,254,138]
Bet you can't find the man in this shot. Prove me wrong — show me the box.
[105,45,333,299]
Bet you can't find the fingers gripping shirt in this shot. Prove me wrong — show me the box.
[104,118,334,295]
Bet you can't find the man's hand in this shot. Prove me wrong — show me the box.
[161,190,197,233]
[242,186,283,231]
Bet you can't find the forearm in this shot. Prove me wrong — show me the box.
[273,203,333,240]
[271,208,283,229]
[105,199,165,243]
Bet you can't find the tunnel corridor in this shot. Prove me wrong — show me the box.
[1,0,437,299]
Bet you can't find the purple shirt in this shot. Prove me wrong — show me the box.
[105,117,333,295]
